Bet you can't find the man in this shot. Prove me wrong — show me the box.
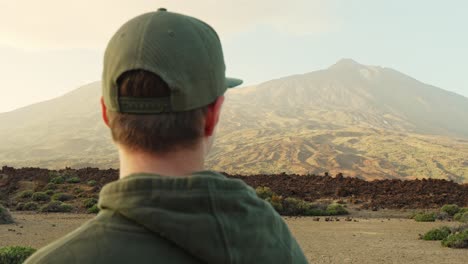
[26,8,307,264]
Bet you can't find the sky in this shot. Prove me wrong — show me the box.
[0,0,467,113]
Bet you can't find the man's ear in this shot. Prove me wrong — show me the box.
[101,97,110,128]
[204,96,225,136]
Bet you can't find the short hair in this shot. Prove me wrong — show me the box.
[107,70,209,154]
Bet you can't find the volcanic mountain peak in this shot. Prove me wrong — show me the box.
[1,62,468,182]
[331,58,361,67]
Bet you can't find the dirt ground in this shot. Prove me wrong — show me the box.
[1,212,466,264]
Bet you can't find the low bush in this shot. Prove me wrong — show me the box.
[255,186,275,200]
[66,177,81,184]
[435,211,450,221]
[87,204,100,214]
[421,226,451,241]
[31,192,50,202]
[44,183,57,190]
[256,186,348,216]
[442,229,468,248]
[441,204,460,216]
[51,193,74,202]
[0,205,14,224]
[0,246,36,264]
[304,208,328,216]
[45,190,54,196]
[40,201,73,213]
[450,224,468,233]
[454,211,468,223]
[60,203,74,212]
[87,180,97,186]
[73,187,84,194]
[15,203,24,211]
[23,202,39,211]
[266,195,284,212]
[18,190,33,199]
[83,198,98,209]
[414,213,436,222]
[282,197,313,216]
[50,176,65,184]
[326,204,349,215]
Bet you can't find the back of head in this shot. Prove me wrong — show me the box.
[101,9,242,155]
[108,70,208,154]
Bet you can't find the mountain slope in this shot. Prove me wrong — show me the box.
[1,60,467,182]
[224,59,468,138]
[0,83,117,168]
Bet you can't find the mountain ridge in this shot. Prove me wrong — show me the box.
[1,59,467,182]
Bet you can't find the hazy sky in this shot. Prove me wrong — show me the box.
[1,0,467,113]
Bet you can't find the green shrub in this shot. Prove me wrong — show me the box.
[51,193,74,202]
[442,230,468,248]
[23,202,39,211]
[60,203,73,212]
[435,211,450,221]
[265,195,283,212]
[15,203,24,211]
[454,212,468,223]
[87,180,97,186]
[441,204,460,216]
[18,190,33,199]
[326,204,349,215]
[83,198,98,209]
[422,226,451,240]
[282,197,313,216]
[450,224,468,234]
[414,213,436,222]
[50,176,65,184]
[304,208,328,216]
[31,192,49,202]
[255,186,348,216]
[255,186,275,200]
[44,183,57,190]
[0,205,14,224]
[66,177,80,184]
[44,190,54,196]
[0,246,36,264]
[87,204,100,214]
[40,201,73,213]
[73,187,84,194]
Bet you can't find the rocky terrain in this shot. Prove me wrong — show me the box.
[1,166,467,212]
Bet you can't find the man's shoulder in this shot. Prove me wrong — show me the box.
[24,212,202,264]
[24,219,98,263]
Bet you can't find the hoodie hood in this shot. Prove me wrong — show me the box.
[99,171,307,264]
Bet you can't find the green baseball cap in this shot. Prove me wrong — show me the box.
[102,8,242,114]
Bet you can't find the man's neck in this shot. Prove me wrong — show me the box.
[118,146,205,178]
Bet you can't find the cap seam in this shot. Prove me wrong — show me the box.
[136,13,155,68]
[184,17,219,108]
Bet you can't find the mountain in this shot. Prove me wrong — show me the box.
[0,83,117,168]
[1,59,468,182]
[223,59,468,137]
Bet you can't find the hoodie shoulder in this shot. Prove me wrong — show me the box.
[207,176,308,263]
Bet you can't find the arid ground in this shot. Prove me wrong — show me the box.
[1,212,466,264]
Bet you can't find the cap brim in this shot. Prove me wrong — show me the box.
[226,77,243,88]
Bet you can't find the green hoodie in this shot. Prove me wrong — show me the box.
[25,171,308,263]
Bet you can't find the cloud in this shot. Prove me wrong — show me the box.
[0,0,337,50]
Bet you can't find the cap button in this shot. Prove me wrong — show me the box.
[158,8,167,12]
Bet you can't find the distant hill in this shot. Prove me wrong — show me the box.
[224,59,468,137]
[1,59,468,182]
